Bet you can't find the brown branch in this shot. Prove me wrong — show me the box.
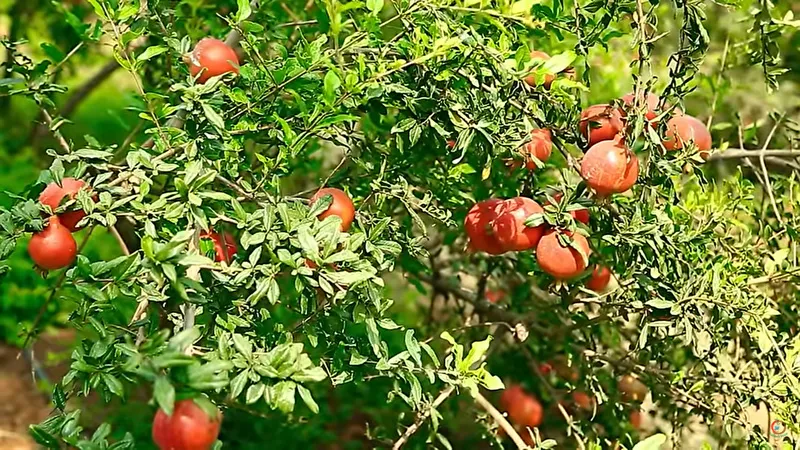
[392,385,455,450]
[472,391,529,449]
[707,148,800,160]
[60,60,120,118]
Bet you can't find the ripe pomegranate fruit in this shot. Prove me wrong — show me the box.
[310,187,355,232]
[523,51,555,88]
[629,409,642,429]
[536,230,591,279]
[500,384,543,428]
[152,399,222,450]
[485,289,505,304]
[572,391,594,411]
[39,178,90,232]
[491,197,545,252]
[620,92,660,124]
[580,137,639,195]
[547,193,589,224]
[186,38,239,84]
[619,375,648,402]
[465,199,505,255]
[200,231,237,263]
[663,114,712,156]
[28,216,78,270]
[520,129,553,170]
[579,105,625,147]
[585,265,611,291]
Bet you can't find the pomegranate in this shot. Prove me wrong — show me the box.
[523,51,555,88]
[465,199,505,255]
[580,137,638,195]
[585,265,612,291]
[579,104,625,147]
[520,129,553,170]
[620,92,660,124]
[200,231,237,263]
[28,216,78,270]
[39,178,90,232]
[491,197,545,252]
[499,384,543,428]
[536,230,591,279]
[152,399,222,450]
[187,38,239,84]
[663,114,712,155]
[310,187,355,232]
[618,375,648,402]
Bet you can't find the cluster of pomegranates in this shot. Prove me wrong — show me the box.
[27,178,91,271]
[498,367,649,442]
[465,197,609,288]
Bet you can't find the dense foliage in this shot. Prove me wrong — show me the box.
[2,0,800,448]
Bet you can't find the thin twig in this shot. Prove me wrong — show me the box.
[759,118,785,226]
[41,110,71,154]
[392,385,455,450]
[472,391,529,449]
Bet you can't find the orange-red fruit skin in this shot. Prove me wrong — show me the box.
[465,199,506,255]
[188,38,240,84]
[311,187,356,232]
[201,231,238,263]
[580,105,625,146]
[500,384,543,428]
[586,265,611,291]
[521,129,553,170]
[491,197,545,252]
[524,51,555,89]
[663,114,712,153]
[152,399,221,450]
[619,375,649,402]
[536,230,591,279]
[39,178,89,232]
[621,92,660,124]
[28,217,77,270]
[580,138,639,195]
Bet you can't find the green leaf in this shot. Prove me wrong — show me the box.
[232,334,253,360]
[297,225,319,259]
[230,370,249,399]
[154,376,175,415]
[460,336,492,372]
[272,381,297,413]
[366,0,384,15]
[202,103,225,129]
[246,383,265,404]
[632,434,667,450]
[103,373,124,397]
[236,0,253,22]
[405,329,422,367]
[29,425,60,448]
[137,46,168,62]
[325,271,374,286]
[297,384,320,414]
[323,70,341,106]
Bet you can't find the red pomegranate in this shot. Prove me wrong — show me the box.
[310,187,356,232]
[579,104,625,146]
[39,178,90,232]
[585,265,612,291]
[28,216,78,270]
[663,114,712,155]
[519,129,553,170]
[491,197,545,252]
[200,231,237,263]
[580,137,639,196]
[187,38,240,84]
[620,92,660,124]
[499,384,543,428]
[536,230,591,279]
[152,399,222,450]
[524,51,555,88]
[465,199,505,255]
